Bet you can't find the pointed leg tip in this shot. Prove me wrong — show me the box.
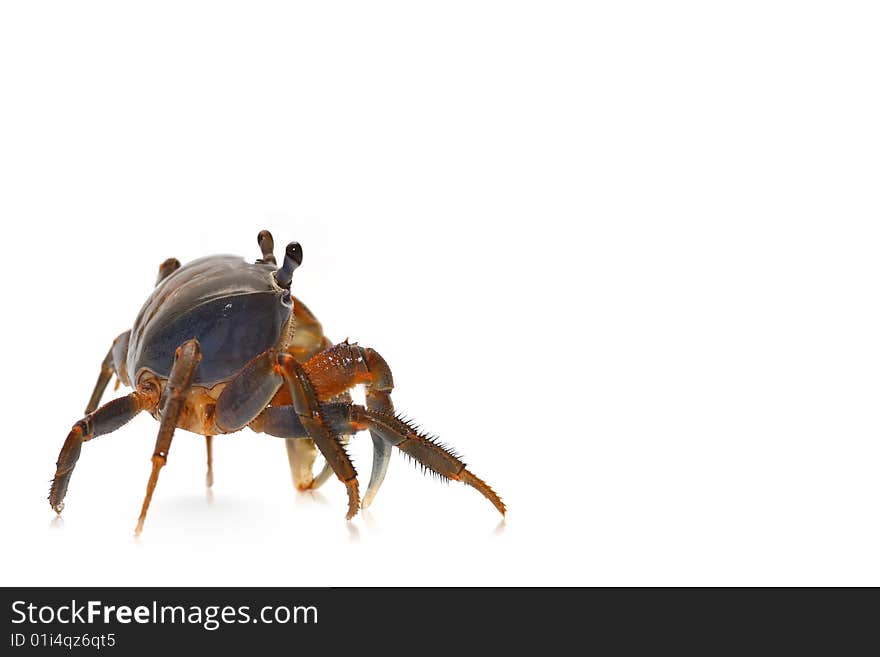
[460,468,506,518]
[345,481,360,520]
[309,463,334,490]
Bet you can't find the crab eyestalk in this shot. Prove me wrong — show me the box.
[256,230,276,265]
[275,242,302,289]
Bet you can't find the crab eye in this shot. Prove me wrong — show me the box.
[275,241,303,288]
[286,242,303,267]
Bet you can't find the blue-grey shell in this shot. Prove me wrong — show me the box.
[127,255,292,386]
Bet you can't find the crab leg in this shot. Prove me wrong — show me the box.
[135,339,201,535]
[252,403,358,438]
[83,346,117,415]
[277,354,360,519]
[155,257,181,286]
[213,349,283,431]
[50,385,158,513]
[204,436,214,487]
[354,406,506,517]
[298,393,353,492]
[84,330,131,414]
[308,447,338,489]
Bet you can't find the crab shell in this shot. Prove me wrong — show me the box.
[114,255,293,389]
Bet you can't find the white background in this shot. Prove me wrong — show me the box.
[1,2,878,586]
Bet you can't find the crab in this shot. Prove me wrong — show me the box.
[49,230,505,533]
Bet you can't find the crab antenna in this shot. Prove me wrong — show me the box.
[275,242,303,288]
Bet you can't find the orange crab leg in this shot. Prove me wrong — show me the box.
[354,406,506,516]
[50,384,159,514]
[204,436,214,488]
[155,257,181,286]
[276,353,360,520]
[134,339,201,535]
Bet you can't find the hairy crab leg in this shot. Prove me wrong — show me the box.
[135,339,201,535]
[301,390,354,491]
[277,354,360,519]
[306,431,352,490]
[356,407,505,516]
[50,385,158,513]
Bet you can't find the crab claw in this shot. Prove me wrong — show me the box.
[362,434,392,509]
